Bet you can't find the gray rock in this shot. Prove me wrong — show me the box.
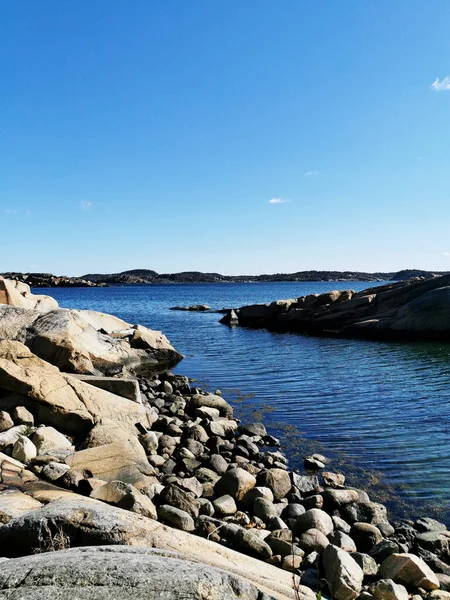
[0,546,270,599]
[294,508,334,537]
[351,552,379,577]
[12,435,37,462]
[415,517,447,533]
[290,472,320,494]
[323,544,364,600]
[157,505,195,531]
[330,531,357,553]
[235,529,273,560]
[253,497,278,522]
[371,579,409,600]
[157,484,200,518]
[12,406,34,426]
[0,411,14,432]
[256,468,291,501]
[41,461,71,481]
[214,468,256,501]
[239,423,267,437]
[209,454,229,475]
[213,495,237,517]
[350,522,383,553]
[298,528,330,554]
[31,426,74,454]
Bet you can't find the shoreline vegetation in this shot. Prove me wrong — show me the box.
[1,268,449,287]
[0,276,449,598]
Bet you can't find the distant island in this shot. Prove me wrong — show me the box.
[1,268,448,288]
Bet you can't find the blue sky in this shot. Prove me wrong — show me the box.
[1,0,450,276]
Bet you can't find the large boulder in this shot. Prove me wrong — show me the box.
[0,340,148,435]
[0,282,182,376]
[380,553,440,590]
[323,544,364,600]
[0,494,303,599]
[0,276,58,311]
[0,546,281,600]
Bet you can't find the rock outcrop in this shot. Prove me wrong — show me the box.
[0,278,182,374]
[221,275,450,341]
[0,276,58,311]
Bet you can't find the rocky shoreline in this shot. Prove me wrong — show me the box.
[0,276,449,599]
[220,275,450,342]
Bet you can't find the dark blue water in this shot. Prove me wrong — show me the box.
[41,282,450,522]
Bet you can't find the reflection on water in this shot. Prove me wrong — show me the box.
[44,282,450,523]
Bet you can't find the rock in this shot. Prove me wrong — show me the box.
[0,545,281,599]
[282,554,303,572]
[282,503,305,520]
[239,423,267,437]
[298,528,330,554]
[170,304,210,311]
[65,441,155,489]
[351,552,379,577]
[323,471,346,487]
[416,531,450,554]
[323,488,360,507]
[11,406,34,426]
[209,454,229,475]
[157,505,195,531]
[294,508,334,537]
[235,529,273,560]
[437,575,450,591]
[256,468,291,501]
[371,579,409,600]
[304,456,325,470]
[0,496,299,598]
[323,544,364,600]
[31,426,74,453]
[92,480,157,520]
[415,517,447,533]
[330,531,357,553]
[12,435,37,462]
[213,495,237,517]
[158,484,200,518]
[290,472,320,494]
[350,522,383,553]
[253,497,278,522]
[0,411,14,432]
[41,461,71,481]
[380,553,440,590]
[189,394,233,419]
[0,424,28,449]
[0,300,182,375]
[0,340,148,436]
[214,468,256,501]
[370,540,400,563]
[0,276,58,311]
[0,488,42,522]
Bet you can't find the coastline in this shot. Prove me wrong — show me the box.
[0,276,449,599]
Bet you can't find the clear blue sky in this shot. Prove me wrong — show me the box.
[1,0,449,276]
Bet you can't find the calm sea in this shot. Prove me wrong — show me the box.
[41,282,450,524]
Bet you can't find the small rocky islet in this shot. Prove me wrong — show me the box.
[0,276,449,599]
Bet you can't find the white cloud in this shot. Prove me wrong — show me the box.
[443,252,450,256]
[430,77,450,91]
[304,170,319,177]
[80,201,93,211]
[3,208,18,215]
[269,198,290,204]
